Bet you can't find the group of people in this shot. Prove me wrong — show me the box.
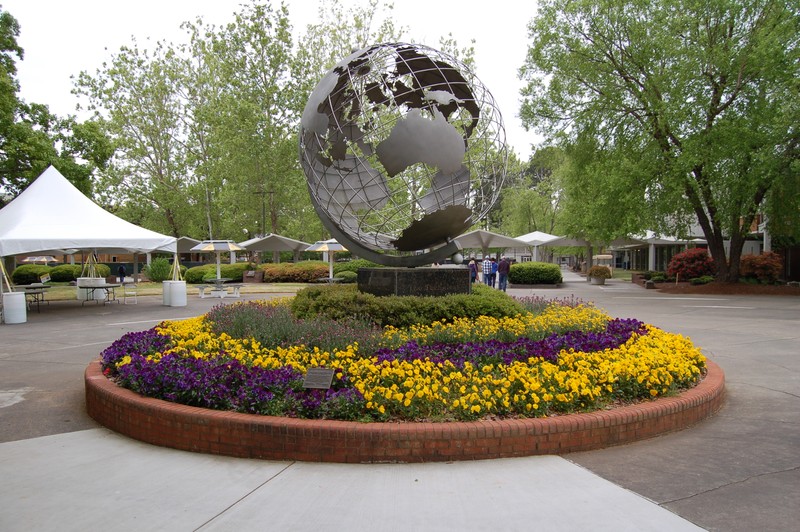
[467,256,511,292]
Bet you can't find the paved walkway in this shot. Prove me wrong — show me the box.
[1,275,798,531]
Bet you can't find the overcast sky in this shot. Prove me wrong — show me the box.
[3,0,540,159]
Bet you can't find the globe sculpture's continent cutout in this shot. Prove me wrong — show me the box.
[299,42,507,266]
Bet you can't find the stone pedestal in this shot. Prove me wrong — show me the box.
[357,267,471,297]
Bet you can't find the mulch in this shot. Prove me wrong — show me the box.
[654,281,800,296]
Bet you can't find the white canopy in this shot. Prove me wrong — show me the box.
[455,230,530,254]
[0,166,177,256]
[239,234,310,252]
[515,230,562,246]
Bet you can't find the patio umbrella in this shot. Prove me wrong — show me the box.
[306,239,347,279]
[190,240,244,279]
[21,255,59,264]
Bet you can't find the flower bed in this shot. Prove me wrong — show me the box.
[99,299,707,423]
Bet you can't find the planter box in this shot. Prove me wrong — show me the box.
[243,270,264,283]
[77,277,105,288]
[590,277,606,285]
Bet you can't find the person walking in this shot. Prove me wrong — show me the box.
[482,256,492,285]
[489,257,498,288]
[468,259,478,284]
[497,256,510,292]
[117,264,126,284]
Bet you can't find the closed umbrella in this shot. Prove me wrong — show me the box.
[306,239,347,279]
[189,240,244,280]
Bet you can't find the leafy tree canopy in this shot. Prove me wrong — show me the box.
[0,7,112,205]
[520,0,799,281]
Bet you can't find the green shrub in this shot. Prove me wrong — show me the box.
[587,265,612,279]
[667,248,715,280]
[261,261,329,283]
[206,301,382,356]
[185,265,214,284]
[650,273,667,282]
[11,264,51,285]
[144,257,172,282]
[184,263,253,284]
[690,275,715,285]
[333,259,383,274]
[337,270,358,283]
[740,252,782,284]
[290,283,527,328]
[75,263,110,278]
[508,262,562,285]
[49,264,82,282]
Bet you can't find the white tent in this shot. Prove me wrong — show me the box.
[515,230,562,246]
[0,166,177,257]
[239,233,311,253]
[455,230,531,258]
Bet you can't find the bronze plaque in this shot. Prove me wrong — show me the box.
[303,367,335,389]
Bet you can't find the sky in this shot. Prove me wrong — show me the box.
[2,0,541,159]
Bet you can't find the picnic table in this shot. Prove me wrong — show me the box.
[22,284,51,312]
[81,283,121,306]
[197,279,242,299]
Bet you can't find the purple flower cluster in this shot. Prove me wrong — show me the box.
[374,318,648,367]
[100,328,172,373]
[99,317,647,421]
[109,345,366,419]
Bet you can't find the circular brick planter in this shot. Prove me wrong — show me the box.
[85,359,724,463]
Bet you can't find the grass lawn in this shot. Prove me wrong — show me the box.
[31,282,306,301]
[611,270,632,281]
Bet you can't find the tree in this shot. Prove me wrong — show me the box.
[75,39,199,237]
[180,2,313,241]
[0,7,111,204]
[499,147,566,237]
[519,0,799,282]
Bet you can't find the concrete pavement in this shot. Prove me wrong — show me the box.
[1,274,798,531]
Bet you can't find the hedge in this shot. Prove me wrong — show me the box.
[261,261,329,283]
[11,263,111,284]
[11,264,51,285]
[336,270,358,283]
[290,283,527,328]
[50,264,83,282]
[333,259,383,274]
[184,263,253,284]
[508,262,562,285]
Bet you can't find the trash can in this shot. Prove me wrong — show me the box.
[162,281,173,306]
[2,292,27,324]
[168,280,187,307]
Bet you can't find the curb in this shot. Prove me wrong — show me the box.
[85,360,725,463]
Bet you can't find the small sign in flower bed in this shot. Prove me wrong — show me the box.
[99,297,707,423]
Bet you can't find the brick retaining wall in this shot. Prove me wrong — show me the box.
[85,360,725,463]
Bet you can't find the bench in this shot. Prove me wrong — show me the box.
[227,284,243,297]
[197,284,212,298]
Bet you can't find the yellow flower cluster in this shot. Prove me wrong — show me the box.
[343,324,705,420]
[150,317,360,375]
[137,304,705,421]
[381,304,609,347]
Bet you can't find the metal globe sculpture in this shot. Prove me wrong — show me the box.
[299,42,507,267]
